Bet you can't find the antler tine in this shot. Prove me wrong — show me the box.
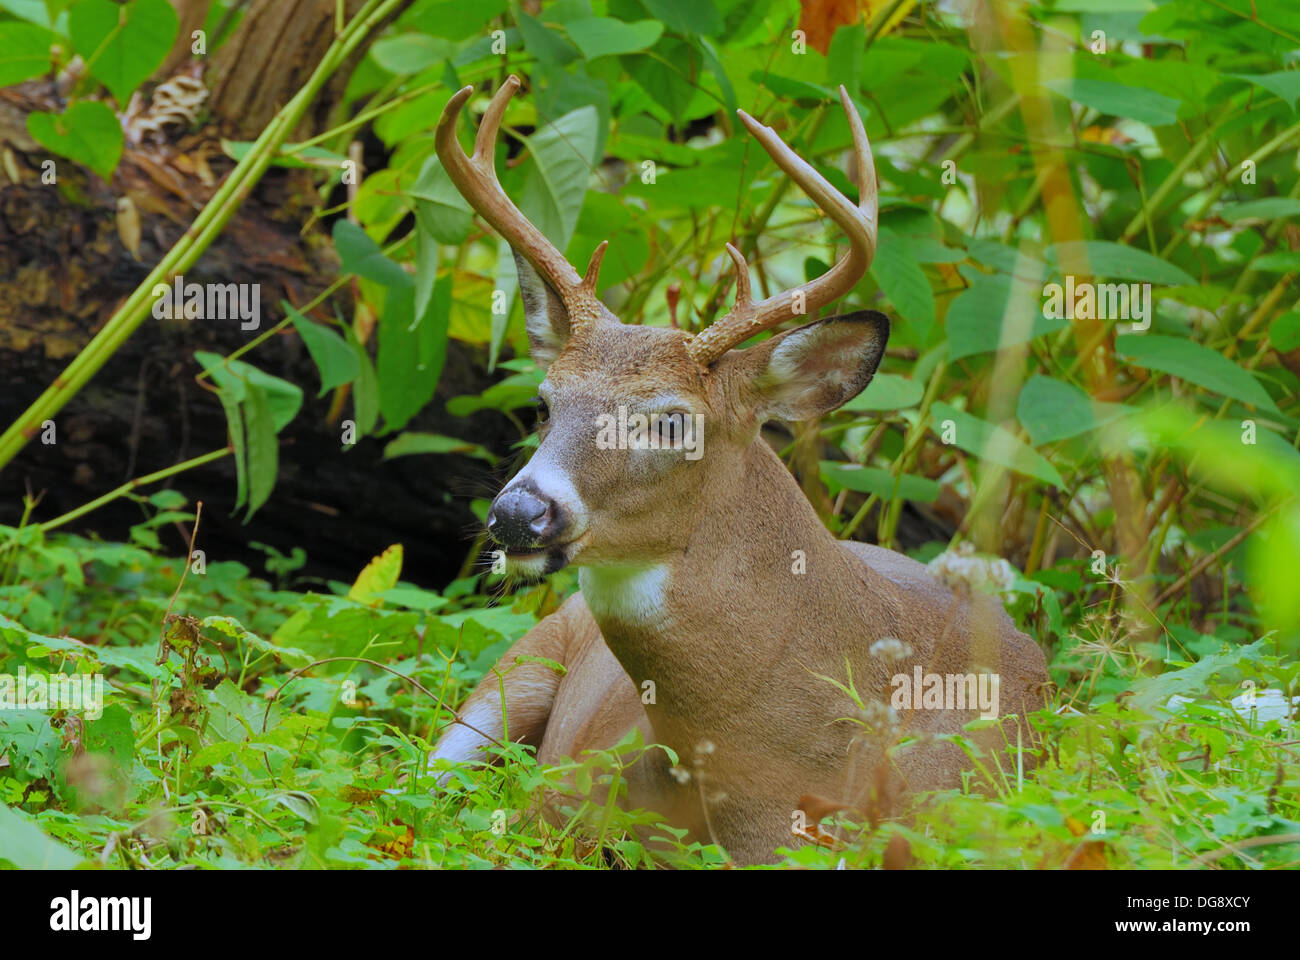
[685,86,879,367]
[437,76,608,325]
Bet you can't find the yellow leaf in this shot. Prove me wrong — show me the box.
[348,544,403,606]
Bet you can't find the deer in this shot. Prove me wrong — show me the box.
[428,76,1049,866]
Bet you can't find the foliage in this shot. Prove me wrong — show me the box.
[2,0,1299,867]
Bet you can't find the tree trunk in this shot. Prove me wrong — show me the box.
[0,0,509,586]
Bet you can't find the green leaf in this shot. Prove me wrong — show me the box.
[378,280,452,432]
[0,804,83,869]
[1046,240,1195,285]
[947,267,1062,360]
[640,0,723,36]
[517,11,581,65]
[820,462,940,503]
[370,33,455,74]
[69,0,178,106]
[1116,334,1281,414]
[243,381,279,521]
[1016,374,1133,446]
[1045,77,1180,126]
[1231,71,1300,111]
[333,220,411,289]
[518,106,598,253]
[383,432,497,463]
[931,402,1064,488]
[0,22,54,85]
[345,327,380,438]
[26,101,123,182]
[1220,198,1300,223]
[1270,312,1300,352]
[871,228,935,335]
[566,17,663,59]
[289,307,361,397]
[842,372,924,411]
[410,155,473,244]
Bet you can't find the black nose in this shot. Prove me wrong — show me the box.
[487,486,565,550]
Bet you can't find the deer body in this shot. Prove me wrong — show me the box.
[428,78,1049,865]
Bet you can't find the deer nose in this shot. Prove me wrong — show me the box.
[487,486,563,549]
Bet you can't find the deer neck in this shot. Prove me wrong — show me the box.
[578,438,884,739]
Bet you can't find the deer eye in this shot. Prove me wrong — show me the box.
[652,410,690,445]
[531,396,549,423]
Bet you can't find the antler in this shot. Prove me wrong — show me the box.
[435,75,608,329]
[684,86,878,367]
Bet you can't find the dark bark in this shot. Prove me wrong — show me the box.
[0,0,511,586]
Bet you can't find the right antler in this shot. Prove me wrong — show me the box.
[684,87,878,367]
[435,75,608,330]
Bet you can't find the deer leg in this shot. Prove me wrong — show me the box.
[429,598,576,783]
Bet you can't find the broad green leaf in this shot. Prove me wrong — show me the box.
[1137,405,1300,502]
[518,106,598,253]
[1270,312,1300,352]
[1220,198,1300,223]
[517,11,580,65]
[288,307,360,397]
[931,402,1064,487]
[243,381,279,521]
[333,220,411,289]
[349,544,403,606]
[69,0,178,106]
[640,0,723,36]
[1046,240,1194,286]
[26,101,123,182]
[401,0,508,41]
[1248,502,1300,636]
[1116,334,1281,414]
[566,17,663,59]
[370,33,455,74]
[0,804,82,869]
[1231,71,1300,111]
[1016,374,1133,446]
[344,327,380,438]
[378,586,449,612]
[947,267,1061,360]
[871,228,934,335]
[820,462,940,503]
[378,279,451,432]
[383,432,497,463]
[842,372,924,411]
[410,155,473,244]
[195,352,303,432]
[1045,77,1180,126]
[0,22,53,85]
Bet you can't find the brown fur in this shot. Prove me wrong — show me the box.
[433,321,1049,866]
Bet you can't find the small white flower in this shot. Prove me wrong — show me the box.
[869,637,913,662]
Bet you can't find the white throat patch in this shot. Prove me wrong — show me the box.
[580,565,668,625]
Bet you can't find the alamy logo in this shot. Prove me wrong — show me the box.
[50,891,151,940]
[1042,276,1151,332]
[890,667,1000,719]
[595,406,705,460]
[0,668,104,720]
[151,273,261,330]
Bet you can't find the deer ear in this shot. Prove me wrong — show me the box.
[514,251,570,367]
[740,310,889,422]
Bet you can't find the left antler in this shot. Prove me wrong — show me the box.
[684,87,879,367]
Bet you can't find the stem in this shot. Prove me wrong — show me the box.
[0,0,407,474]
[33,449,231,535]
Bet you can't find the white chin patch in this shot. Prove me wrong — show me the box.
[580,565,668,625]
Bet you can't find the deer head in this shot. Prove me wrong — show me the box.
[436,76,886,579]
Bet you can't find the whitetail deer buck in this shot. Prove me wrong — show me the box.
[430,76,1048,865]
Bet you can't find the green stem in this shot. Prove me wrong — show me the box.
[36,448,231,535]
[0,0,406,475]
